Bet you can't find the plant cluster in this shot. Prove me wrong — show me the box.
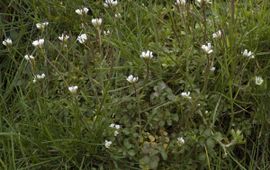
[0,0,270,169]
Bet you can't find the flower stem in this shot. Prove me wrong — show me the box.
[202,54,211,93]
[132,83,137,97]
[146,60,150,80]
[132,83,142,134]
[97,28,102,57]
[202,0,207,42]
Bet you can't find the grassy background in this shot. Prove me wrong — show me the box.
[1,0,270,169]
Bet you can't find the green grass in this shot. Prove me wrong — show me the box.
[1,0,270,169]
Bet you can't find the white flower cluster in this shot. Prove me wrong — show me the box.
[109,123,121,136]
[196,0,212,4]
[33,73,46,83]
[77,34,88,44]
[242,49,255,59]
[126,75,139,83]
[140,50,153,59]
[177,137,185,145]
[201,43,213,54]
[103,30,111,36]
[24,54,35,61]
[58,34,70,42]
[104,0,118,8]
[91,18,103,27]
[210,66,216,72]
[2,38,12,46]
[255,76,263,86]
[212,30,222,39]
[115,13,121,18]
[68,86,78,93]
[32,39,45,48]
[36,22,49,30]
[181,91,191,99]
[175,0,186,6]
[75,7,89,15]
[104,140,112,149]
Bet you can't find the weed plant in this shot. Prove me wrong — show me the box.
[0,0,270,169]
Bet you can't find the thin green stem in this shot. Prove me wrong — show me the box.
[202,0,207,42]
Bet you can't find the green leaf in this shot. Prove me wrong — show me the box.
[128,149,136,157]
[159,147,168,160]
[206,138,215,149]
[149,156,160,169]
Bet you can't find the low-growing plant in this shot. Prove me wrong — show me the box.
[0,0,270,169]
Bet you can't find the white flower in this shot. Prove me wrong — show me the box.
[75,7,89,15]
[210,66,216,72]
[32,39,44,48]
[114,130,119,136]
[212,30,222,39]
[2,38,12,46]
[109,123,120,136]
[196,0,212,4]
[104,140,112,149]
[77,34,87,44]
[36,73,46,79]
[109,123,120,129]
[68,86,78,93]
[201,42,213,54]
[91,18,102,27]
[242,49,255,59]
[255,76,263,86]
[75,9,83,15]
[115,124,120,129]
[33,73,45,83]
[36,22,49,30]
[109,123,116,128]
[181,91,191,99]
[104,0,118,7]
[82,7,89,13]
[103,30,111,36]
[126,75,139,83]
[115,13,121,18]
[177,137,185,145]
[24,54,35,60]
[175,0,186,5]
[140,50,153,59]
[58,34,70,42]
